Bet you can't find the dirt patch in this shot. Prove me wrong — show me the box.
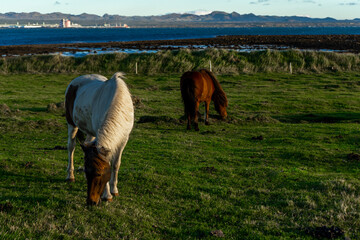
[12,118,64,132]
[53,145,66,150]
[305,226,344,239]
[200,166,217,174]
[324,84,340,89]
[0,202,13,213]
[224,116,240,124]
[24,161,33,169]
[246,114,279,124]
[145,86,159,91]
[264,78,277,82]
[347,153,360,161]
[0,159,10,170]
[211,229,225,238]
[47,102,65,113]
[138,115,183,125]
[0,104,11,116]
[132,95,144,109]
[38,146,67,151]
[251,135,264,141]
[29,119,64,130]
[200,130,216,135]
[275,113,360,124]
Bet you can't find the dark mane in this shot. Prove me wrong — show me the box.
[200,69,228,113]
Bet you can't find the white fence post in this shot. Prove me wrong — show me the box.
[289,62,292,74]
[209,60,212,72]
[136,62,138,74]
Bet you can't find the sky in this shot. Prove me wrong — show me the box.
[1,0,359,20]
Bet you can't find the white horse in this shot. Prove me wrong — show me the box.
[65,72,134,205]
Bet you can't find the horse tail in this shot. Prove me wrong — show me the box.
[201,69,228,112]
[180,73,196,120]
[65,84,78,127]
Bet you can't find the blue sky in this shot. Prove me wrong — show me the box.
[1,0,359,20]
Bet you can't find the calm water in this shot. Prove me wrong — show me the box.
[1,27,360,46]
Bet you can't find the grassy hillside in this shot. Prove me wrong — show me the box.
[1,71,360,239]
[1,49,360,75]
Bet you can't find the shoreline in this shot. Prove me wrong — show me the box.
[1,34,360,56]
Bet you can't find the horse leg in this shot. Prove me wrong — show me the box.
[194,101,200,131]
[187,114,191,130]
[101,139,129,202]
[205,101,210,125]
[109,139,127,196]
[101,182,113,202]
[66,125,78,182]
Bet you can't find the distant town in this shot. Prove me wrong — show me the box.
[0,18,130,28]
[0,11,360,28]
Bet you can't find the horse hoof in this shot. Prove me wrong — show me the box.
[102,198,113,202]
[112,192,119,197]
[66,178,75,183]
[205,122,210,125]
[195,127,200,131]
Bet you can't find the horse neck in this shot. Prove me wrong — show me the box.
[203,70,227,110]
[96,79,134,154]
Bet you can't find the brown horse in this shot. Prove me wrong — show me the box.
[180,69,228,131]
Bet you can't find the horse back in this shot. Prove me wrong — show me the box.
[181,70,215,102]
[196,71,215,102]
[65,75,106,126]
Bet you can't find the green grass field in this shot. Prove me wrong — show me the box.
[1,71,360,239]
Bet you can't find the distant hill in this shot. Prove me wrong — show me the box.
[0,11,359,27]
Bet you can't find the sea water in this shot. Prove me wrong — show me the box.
[1,27,360,46]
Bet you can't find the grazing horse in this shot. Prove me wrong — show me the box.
[65,72,134,205]
[180,69,228,131]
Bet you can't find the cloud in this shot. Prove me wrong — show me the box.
[250,0,270,4]
[339,2,358,5]
[288,0,320,3]
[185,10,212,15]
[54,1,61,5]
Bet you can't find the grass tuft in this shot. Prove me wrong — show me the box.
[2,49,360,75]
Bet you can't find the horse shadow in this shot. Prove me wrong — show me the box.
[0,169,83,209]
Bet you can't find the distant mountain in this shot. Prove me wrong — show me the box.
[0,11,359,27]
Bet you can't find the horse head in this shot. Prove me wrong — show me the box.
[213,94,228,120]
[81,143,111,206]
[218,104,228,120]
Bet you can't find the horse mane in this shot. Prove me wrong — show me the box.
[96,72,134,155]
[180,72,197,119]
[200,69,228,113]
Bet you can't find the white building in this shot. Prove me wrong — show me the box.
[59,19,71,28]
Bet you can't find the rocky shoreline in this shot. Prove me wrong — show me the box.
[1,34,360,56]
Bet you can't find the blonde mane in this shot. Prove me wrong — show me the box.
[97,73,134,157]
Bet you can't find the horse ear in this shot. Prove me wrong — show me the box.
[99,147,110,157]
